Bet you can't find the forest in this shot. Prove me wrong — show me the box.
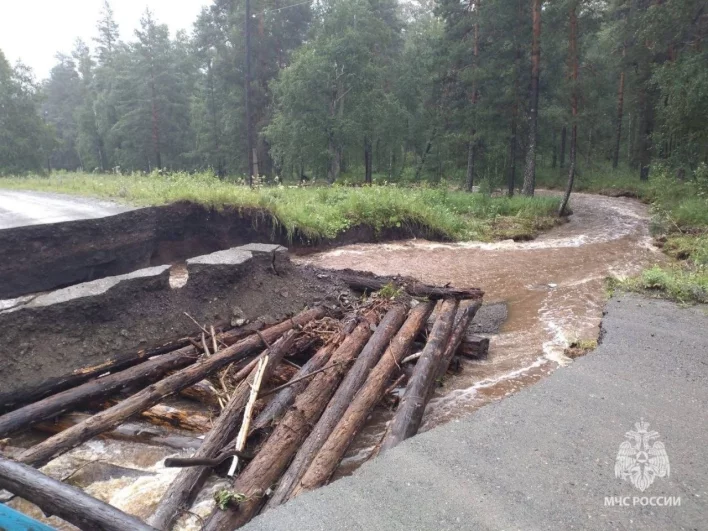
[1,0,706,192]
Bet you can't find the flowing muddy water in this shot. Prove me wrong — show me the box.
[7,193,662,529]
[297,192,663,470]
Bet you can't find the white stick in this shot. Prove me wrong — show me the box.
[227,355,269,477]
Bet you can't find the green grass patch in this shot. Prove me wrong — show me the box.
[613,265,708,305]
[0,171,561,242]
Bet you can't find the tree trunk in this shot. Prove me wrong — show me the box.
[509,116,517,196]
[364,137,373,184]
[17,308,326,468]
[380,299,459,452]
[292,302,434,495]
[522,0,542,196]
[612,50,626,169]
[0,456,156,531]
[560,126,567,168]
[0,346,199,439]
[559,1,579,217]
[338,269,483,300]
[203,312,380,531]
[265,305,408,509]
[552,129,558,168]
[414,128,436,180]
[465,139,476,192]
[252,331,352,432]
[35,412,203,451]
[432,301,482,382]
[179,380,222,409]
[458,334,490,360]
[244,0,254,185]
[148,330,301,530]
[0,336,199,414]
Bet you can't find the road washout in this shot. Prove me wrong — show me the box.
[297,192,664,469]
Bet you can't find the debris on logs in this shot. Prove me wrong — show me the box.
[293,301,435,495]
[203,310,380,531]
[148,330,300,531]
[337,269,483,300]
[17,307,326,468]
[179,380,222,409]
[266,304,408,508]
[380,299,459,452]
[0,456,157,531]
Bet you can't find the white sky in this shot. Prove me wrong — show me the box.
[0,0,210,80]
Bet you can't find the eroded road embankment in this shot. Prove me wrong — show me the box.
[298,193,665,459]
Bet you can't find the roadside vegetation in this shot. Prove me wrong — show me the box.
[572,164,708,305]
[0,171,561,242]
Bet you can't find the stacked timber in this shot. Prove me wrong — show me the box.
[0,269,486,531]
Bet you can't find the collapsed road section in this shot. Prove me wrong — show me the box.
[0,244,489,530]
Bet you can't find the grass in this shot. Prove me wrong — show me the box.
[557,162,708,305]
[0,171,562,242]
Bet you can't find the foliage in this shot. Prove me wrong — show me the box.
[0,171,561,242]
[617,265,708,305]
[213,489,247,511]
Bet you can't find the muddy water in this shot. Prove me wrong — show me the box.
[7,193,662,529]
[297,192,663,468]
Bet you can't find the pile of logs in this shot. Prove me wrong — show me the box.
[0,271,486,531]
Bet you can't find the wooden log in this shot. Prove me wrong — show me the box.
[266,304,408,509]
[0,338,194,414]
[17,307,326,468]
[380,299,459,452]
[202,311,379,531]
[35,412,203,450]
[291,301,434,496]
[0,455,157,531]
[0,347,200,439]
[458,334,490,359]
[179,380,222,409]
[251,321,357,432]
[147,330,300,531]
[138,404,213,433]
[337,269,483,300]
[433,301,482,382]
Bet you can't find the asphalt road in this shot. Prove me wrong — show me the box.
[244,294,708,531]
[0,190,133,229]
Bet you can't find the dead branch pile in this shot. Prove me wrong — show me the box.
[0,270,486,531]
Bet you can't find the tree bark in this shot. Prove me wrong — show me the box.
[293,301,434,496]
[0,337,196,414]
[612,49,626,169]
[522,0,542,196]
[179,380,222,409]
[244,0,254,185]
[414,128,437,180]
[17,307,326,468]
[0,456,156,531]
[148,330,301,530]
[458,334,490,360]
[337,269,483,300]
[265,304,408,509]
[465,139,476,192]
[35,412,203,451]
[560,126,567,168]
[380,299,459,452]
[559,1,579,217]
[432,301,482,382]
[252,341,342,432]
[552,129,558,168]
[364,137,373,184]
[0,346,199,438]
[203,311,380,531]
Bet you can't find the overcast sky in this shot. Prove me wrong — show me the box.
[0,0,210,80]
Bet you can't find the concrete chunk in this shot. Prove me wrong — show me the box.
[186,248,253,266]
[237,243,288,255]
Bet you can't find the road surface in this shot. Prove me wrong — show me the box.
[0,190,133,229]
[244,294,707,531]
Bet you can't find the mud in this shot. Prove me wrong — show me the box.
[0,201,445,299]
[0,245,351,405]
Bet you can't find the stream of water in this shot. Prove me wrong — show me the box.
[9,192,663,529]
